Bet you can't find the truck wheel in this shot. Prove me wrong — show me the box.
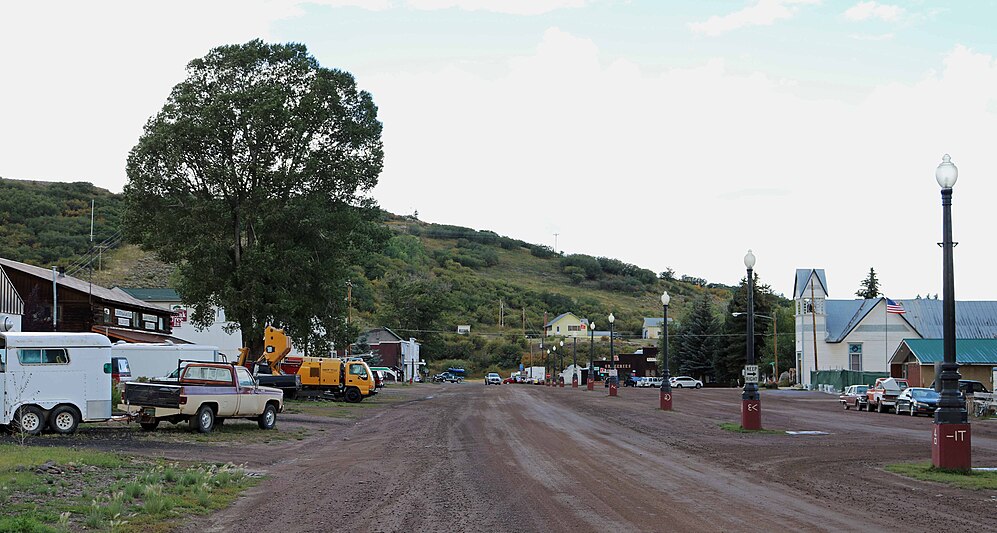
[843,402,850,410]
[192,405,215,433]
[877,401,885,413]
[49,406,80,435]
[140,420,160,431]
[15,406,46,436]
[258,404,277,430]
[345,387,362,403]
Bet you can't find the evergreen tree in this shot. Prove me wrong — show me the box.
[856,268,881,299]
[674,293,719,381]
[716,273,778,384]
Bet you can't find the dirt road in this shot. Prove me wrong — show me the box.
[53,384,994,532]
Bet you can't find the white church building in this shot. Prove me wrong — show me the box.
[793,268,997,387]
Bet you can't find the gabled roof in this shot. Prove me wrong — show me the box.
[545,312,588,327]
[0,258,170,315]
[793,269,828,299]
[899,338,997,365]
[825,299,883,342]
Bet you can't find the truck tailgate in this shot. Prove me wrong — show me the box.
[124,382,182,408]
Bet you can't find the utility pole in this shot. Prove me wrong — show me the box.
[499,299,504,328]
[553,233,559,254]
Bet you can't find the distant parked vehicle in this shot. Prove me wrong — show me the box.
[432,372,463,383]
[928,379,990,396]
[839,385,870,410]
[670,376,703,389]
[867,377,909,413]
[485,372,502,385]
[895,387,940,416]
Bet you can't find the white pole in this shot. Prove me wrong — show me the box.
[51,266,58,329]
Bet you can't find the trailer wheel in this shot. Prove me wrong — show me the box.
[258,404,277,430]
[192,405,215,433]
[49,406,80,435]
[15,406,46,436]
[140,420,160,431]
[345,387,362,403]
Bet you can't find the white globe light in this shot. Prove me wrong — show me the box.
[590,322,596,331]
[936,154,958,188]
[661,291,670,306]
[744,249,756,269]
[559,340,564,347]
[608,313,615,324]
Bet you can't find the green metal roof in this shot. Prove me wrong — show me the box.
[117,287,181,302]
[904,338,997,365]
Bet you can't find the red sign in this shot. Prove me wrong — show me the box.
[171,306,188,328]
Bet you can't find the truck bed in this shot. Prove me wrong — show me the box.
[123,382,182,409]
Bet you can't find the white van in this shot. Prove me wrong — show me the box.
[110,342,226,380]
[0,332,113,435]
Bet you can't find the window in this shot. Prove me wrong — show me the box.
[182,366,232,383]
[235,366,256,388]
[567,325,580,332]
[348,363,369,379]
[848,343,862,372]
[18,348,69,365]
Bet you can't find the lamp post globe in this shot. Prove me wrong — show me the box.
[932,153,970,471]
[660,291,672,410]
[588,321,596,390]
[741,250,762,430]
[608,313,617,397]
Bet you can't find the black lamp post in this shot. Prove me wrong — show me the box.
[587,321,596,390]
[572,336,578,388]
[660,291,672,410]
[608,313,618,397]
[741,250,762,430]
[545,348,551,386]
[551,345,556,388]
[559,340,565,387]
[932,153,971,471]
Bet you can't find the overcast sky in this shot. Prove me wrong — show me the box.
[3,1,997,300]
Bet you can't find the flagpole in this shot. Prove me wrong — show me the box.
[885,296,888,376]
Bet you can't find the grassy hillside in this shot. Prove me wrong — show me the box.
[0,178,757,375]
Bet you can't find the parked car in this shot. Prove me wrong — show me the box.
[895,387,940,416]
[867,377,909,413]
[432,372,463,383]
[928,379,991,396]
[625,375,641,387]
[670,376,703,389]
[839,385,870,410]
[485,372,502,385]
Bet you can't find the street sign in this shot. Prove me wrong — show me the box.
[744,365,759,384]
[608,369,618,377]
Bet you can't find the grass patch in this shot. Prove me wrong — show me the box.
[718,422,783,434]
[0,443,260,532]
[885,461,997,490]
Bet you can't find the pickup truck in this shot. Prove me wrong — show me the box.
[866,377,909,413]
[122,362,284,433]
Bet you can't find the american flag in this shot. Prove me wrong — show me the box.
[886,298,906,314]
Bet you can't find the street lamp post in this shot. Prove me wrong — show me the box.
[733,312,777,383]
[658,292,673,410]
[572,337,578,388]
[587,322,596,390]
[741,250,762,430]
[608,313,618,397]
[933,154,971,471]
[551,345,557,388]
[559,340,565,387]
[546,348,551,386]
[659,292,672,410]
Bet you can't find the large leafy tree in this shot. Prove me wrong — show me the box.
[124,40,385,354]
[856,267,881,299]
[717,273,780,384]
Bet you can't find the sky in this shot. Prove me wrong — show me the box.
[3,0,997,300]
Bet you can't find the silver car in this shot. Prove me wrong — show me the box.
[485,372,502,385]
[670,376,703,389]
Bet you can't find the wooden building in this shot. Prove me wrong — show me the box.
[0,257,177,341]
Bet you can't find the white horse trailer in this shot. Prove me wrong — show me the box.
[0,332,113,435]
[110,342,226,380]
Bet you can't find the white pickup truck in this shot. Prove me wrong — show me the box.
[122,361,283,433]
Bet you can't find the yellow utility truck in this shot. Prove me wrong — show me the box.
[240,327,377,403]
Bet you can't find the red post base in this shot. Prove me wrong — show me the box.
[609,383,618,397]
[587,378,594,391]
[660,391,672,411]
[932,423,972,471]
[572,378,578,388]
[741,399,761,430]
[559,380,564,388]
